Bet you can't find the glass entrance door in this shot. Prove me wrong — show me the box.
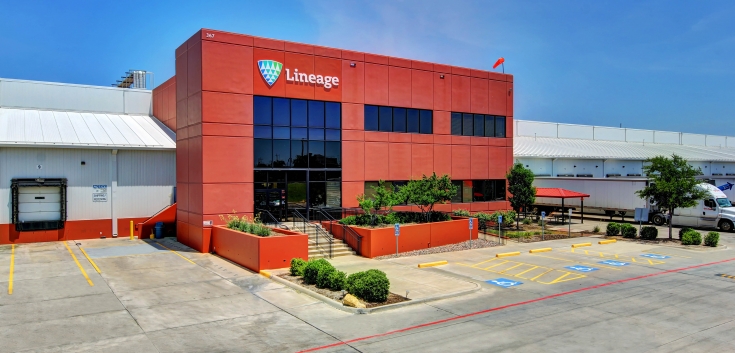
[254,188,287,221]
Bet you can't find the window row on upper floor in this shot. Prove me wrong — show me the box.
[364,105,433,134]
[451,113,506,138]
[254,96,341,128]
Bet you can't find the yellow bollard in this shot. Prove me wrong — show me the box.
[130,221,134,240]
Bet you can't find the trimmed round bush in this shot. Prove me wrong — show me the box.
[620,224,637,238]
[704,232,719,247]
[327,270,347,291]
[678,227,692,240]
[303,259,334,285]
[316,266,335,288]
[345,269,390,302]
[681,229,702,246]
[606,223,621,236]
[290,258,307,276]
[640,226,658,240]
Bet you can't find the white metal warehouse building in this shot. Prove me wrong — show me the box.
[0,78,176,244]
[514,119,735,215]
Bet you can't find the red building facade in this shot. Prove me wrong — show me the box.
[162,29,514,253]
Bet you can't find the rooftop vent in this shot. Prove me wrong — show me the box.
[112,70,153,89]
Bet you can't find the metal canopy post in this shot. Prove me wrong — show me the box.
[561,198,565,224]
[581,198,584,224]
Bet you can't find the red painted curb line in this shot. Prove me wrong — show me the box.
[297,257,735,352]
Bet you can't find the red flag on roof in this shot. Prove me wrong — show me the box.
[493,57,505,69]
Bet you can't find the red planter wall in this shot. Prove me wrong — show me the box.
[211,226,308,272]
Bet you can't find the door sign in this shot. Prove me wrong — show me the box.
[599,260,630,267]
[640,254,670,259]
[565,265,599,272]
[92,184,108,202]
[486,278,523,288]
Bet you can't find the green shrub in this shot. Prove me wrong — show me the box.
[681,229,702,245]
[620,224,637,238]
[223,214,271,236]
[303,259,334,285]
[486,210,516,226]
[453,209,470,217]
[679,227,692,239]
[327,270,347,291]
[606,223,621,236]
[338,211,450,227]
[593,225,601,233]
[345,269,390,302]
[640,226,658,240]
[316,266,335,288]
[522,217,532,225]
[704,232,719,247]
[290,258,307,276]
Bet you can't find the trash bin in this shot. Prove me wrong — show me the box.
[154,222,165,239]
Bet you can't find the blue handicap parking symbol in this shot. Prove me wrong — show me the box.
[640,254,670,259]
[486,278,523,288]
[599,260,629,267]
[565,265,599,272]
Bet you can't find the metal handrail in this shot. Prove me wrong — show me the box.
[255,208,289,230]
[316,207,362,256]
[292,209,333,259]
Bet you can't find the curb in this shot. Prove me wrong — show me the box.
[418,260,448,268]
[267,273,480,315]
[572,243,592,248]
[599,239,616,245]
[529,248,552,253]
[496,251,521,258]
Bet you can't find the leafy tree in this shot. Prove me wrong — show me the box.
[636,154,708,239]
[507,163,536,229]
[398,173,458,223]
[357,180,400,225]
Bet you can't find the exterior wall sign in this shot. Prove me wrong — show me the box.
[257,60,339,89]
[93,184,108,202]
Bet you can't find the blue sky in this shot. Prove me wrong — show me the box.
[1,0,733,134]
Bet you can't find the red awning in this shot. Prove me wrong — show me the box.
[535,187,590,199]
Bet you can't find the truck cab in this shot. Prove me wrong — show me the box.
[668,183,735,231]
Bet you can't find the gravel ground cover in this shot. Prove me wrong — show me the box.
[374,239,500,260]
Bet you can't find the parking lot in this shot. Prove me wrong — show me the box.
[1,232,735,352]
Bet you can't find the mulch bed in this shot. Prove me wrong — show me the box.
[374,239,501,260]
[277,274,410,308]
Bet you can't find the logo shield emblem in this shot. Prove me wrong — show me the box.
[258,60,283,86]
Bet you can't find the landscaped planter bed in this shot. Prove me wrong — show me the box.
[211,225,308,272]
[276,273,410,308]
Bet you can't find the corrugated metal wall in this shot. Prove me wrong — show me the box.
[0,147,175,232]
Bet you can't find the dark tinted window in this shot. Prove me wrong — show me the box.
[407,109,420,133]
[325,102,341,128]
[254,96,272,125]
[451,180,463,203]
[308,101,325,127]
[291,99,307,127]
[474,114,484,137]
[308,141,325,168]
[325,129,340,141]
[364,105,379,131]
[451,113,462,135]
[272,98,290,126]
[495,116,506,138]
[393,108,406,133]
[325,141,341,168]
[419,110,432,134]
[254,126,271,138]
[255,170,267,183]
[287,170,306,182]
[494,179,506,200]
[309,128,324,140]
[291,127,307,140]
[272,127,289,139]
[326,171,341,181]
[484,115,495,137]
[462,113,473,136]
[272,140,290,167]
[379,106,392,132]
[291,140,308,168]
[254,139,272,167]
[472,180,486,201]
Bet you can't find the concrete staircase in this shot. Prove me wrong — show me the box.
[284,222,356,259]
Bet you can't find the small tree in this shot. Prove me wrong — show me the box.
[507,163,536,229]
[636,154,708,239]
[398,173,458,223]
[357,180,400,225]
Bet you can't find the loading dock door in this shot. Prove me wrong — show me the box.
[18,186,62,222]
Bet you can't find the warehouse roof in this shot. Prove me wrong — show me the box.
[0,108,175,150]
[514,136,735,162]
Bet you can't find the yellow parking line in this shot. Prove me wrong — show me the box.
[499,263,525,274]
[647,251,691,259]
[514,266,540,277]
[156,242,196,265]
[8,244,15,295]
[64,242,93,287]
[530,268,554,281]
[79,248,101,274]
[529,253,621,270]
